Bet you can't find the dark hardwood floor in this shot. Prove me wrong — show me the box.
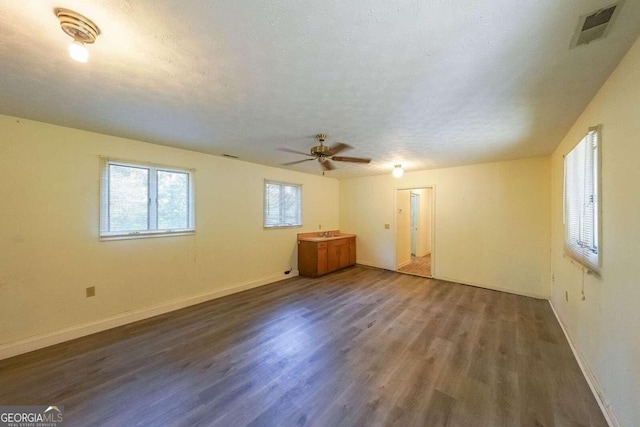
[0,266,606,426]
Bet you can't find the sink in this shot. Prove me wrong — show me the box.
[306,233,348,241]
[298,232,353,242]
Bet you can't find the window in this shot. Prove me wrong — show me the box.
[100,158,195,239]
[264,181,302,228]
[564,126,601,272]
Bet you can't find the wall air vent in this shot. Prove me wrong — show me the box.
[570,1,623,48]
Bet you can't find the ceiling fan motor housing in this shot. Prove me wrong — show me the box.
[311,133,330,156]
[311,145,331,156]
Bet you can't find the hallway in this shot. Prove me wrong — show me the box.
[398,254,432,277]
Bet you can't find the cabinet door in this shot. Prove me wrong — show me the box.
[328,239,349,271]
[338,241,349,268]
[327,242,340,272]
[298,241,317,277]
[317,242,328,276]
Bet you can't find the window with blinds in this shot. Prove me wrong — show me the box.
[100,158,195,239]
[264,181,302,228]
[564,126,601,272]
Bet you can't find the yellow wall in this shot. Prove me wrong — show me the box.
[0,115,339,352]
[549,36,640,426]
[341,157,551,298]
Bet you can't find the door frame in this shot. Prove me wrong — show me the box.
[394,185,436,278]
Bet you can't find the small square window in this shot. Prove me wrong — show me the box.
[264,181,302,228]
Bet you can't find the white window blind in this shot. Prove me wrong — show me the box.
[264,181,302,228]
[100,158,195,239]
[564,126,600,272]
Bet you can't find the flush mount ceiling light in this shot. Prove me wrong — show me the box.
[392,164,404,178]
[55,8,100,63]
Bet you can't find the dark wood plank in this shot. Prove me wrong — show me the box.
[0,266,607,427]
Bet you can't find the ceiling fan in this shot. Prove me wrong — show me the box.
[279,134,372,173]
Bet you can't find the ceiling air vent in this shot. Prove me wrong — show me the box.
[571,2,623,48]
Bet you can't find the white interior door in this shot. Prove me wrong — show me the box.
[410,193,419,257]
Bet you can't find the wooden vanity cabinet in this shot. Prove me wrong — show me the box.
[298,235,356,277]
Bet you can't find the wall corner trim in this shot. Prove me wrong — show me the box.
[548,300,620,427]
[0,272,297,361]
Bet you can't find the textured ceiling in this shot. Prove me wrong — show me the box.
[1,1,639,178]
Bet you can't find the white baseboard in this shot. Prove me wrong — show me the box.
[434,274,549,300]
[355,262,545,299]
[548,301,619,427]
[0,271,298,361]
[355,260,379,268]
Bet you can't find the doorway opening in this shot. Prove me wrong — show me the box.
[395,187,434,278]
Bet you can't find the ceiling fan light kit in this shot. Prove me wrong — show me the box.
[68,40,89,63]
[55,8,100,63]
[279,133,372,174]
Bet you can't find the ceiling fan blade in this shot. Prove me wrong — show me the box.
[331,156,371,164]
[277,147,314,157]
[282,158,315,165]
[320,159,335,171]
[328,143,351,155]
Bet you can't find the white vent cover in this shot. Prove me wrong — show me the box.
[570,1,623,48]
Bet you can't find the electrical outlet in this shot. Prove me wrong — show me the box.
[319,224,322,229]
[565,291,568,302]
[385,224,390,229]
[86,286,96,298]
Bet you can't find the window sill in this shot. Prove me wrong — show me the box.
[100,230,195,241]
[563,253,601,277]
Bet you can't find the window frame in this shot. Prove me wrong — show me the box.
[263,180,303,229]
[563,125,602,274]
[100,157,195,240]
